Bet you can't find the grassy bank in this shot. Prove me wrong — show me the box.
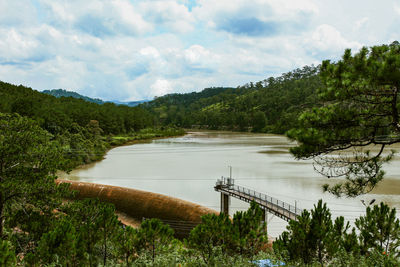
[64,127,185,169]
[107,127,185,146]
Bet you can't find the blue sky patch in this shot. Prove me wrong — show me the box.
[76,15,115,37]
[126,64,149,80]
[219,17,279,37]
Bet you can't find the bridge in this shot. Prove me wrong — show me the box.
[214,176,301,222]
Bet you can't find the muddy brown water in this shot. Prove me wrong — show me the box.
[59,131,400,237]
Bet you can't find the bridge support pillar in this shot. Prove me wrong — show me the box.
[261,209,267,223]
[221,193,229,215]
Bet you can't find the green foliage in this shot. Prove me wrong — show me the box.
[188,213,231,264]
[288,42,400,197]
[138,218,175,262]
[0,96,184,265]
[188,202,268,264]
[114,225,140,267]
[37,218,83,266]
[274,200,358,264]
[0,81,154,135]
[0,81,169,169]
[316,249,400,267]
[98,201,120,266]
[144,66,320,133]
[356,202,400,257]
[252,111,267,132]
[42,89,105,104]
[60,198,120,266]
[274,200,400,266]
[0,113,70,243]
[0,239,16,266]
[231,202,268,257]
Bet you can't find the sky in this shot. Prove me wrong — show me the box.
[0,0,399,101]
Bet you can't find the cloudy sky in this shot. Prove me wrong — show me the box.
[0,0,399,101]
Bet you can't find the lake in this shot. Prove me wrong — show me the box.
[59,131,400,237]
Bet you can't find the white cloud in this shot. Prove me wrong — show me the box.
[42,56,88,88]
[110,0,154,35]
[0,0,37,26]
[38,0,76,24]
[355,17,369,30]
[183,45,220,69]
[138,1,195,33]
[193,0,319,34]
[151,79,174,97]
[140,47,161,58]
[394,3,400,15]
[0,29,38,60]
[307,24,362,57]
[266,0,319,17]
[39,0,153,36]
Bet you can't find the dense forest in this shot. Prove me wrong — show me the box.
[0,81,153,134]
[42,89,105,105]
[43,89,148,107]
[0,81,183,168]
[143,65,320,133]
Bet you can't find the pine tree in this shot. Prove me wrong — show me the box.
[288,42,400,197]
[188,213,231,264]
[356,202,400,257]
[138,218,174,262]
[114,225,140,267]
[274,200,358,264]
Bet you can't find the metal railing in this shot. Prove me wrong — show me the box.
[233,184,301,218]
[215,178,302,221]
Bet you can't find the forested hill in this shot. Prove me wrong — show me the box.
[0,81,161,168]
[0,81,153,135]
[43,88,149,107]
[143,65,321,134]
[42,89,105,104]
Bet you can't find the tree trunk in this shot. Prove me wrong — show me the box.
[103,221,107,266]
[88,242,94,267]
[152,239,155,262]
[0,192,3,239]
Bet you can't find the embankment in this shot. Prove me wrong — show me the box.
[57,179,218,223]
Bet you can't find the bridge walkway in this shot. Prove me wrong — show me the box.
[215,177,301,222]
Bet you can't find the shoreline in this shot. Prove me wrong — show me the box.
[68,131,186,171]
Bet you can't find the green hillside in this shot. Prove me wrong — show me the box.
[0,81,182,168]
[43,88,149,107]
[0,82,153,135]
[42,89,105,104]
[144,65,321,133]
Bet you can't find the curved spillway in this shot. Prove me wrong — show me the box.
[57,179,218,223]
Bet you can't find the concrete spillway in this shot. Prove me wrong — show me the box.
[57,179,218,225]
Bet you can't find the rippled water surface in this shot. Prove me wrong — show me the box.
[60,131,400,237]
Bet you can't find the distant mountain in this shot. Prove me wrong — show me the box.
[42,89,105,105]
[112,100,150,107]
[42,89,149,107]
